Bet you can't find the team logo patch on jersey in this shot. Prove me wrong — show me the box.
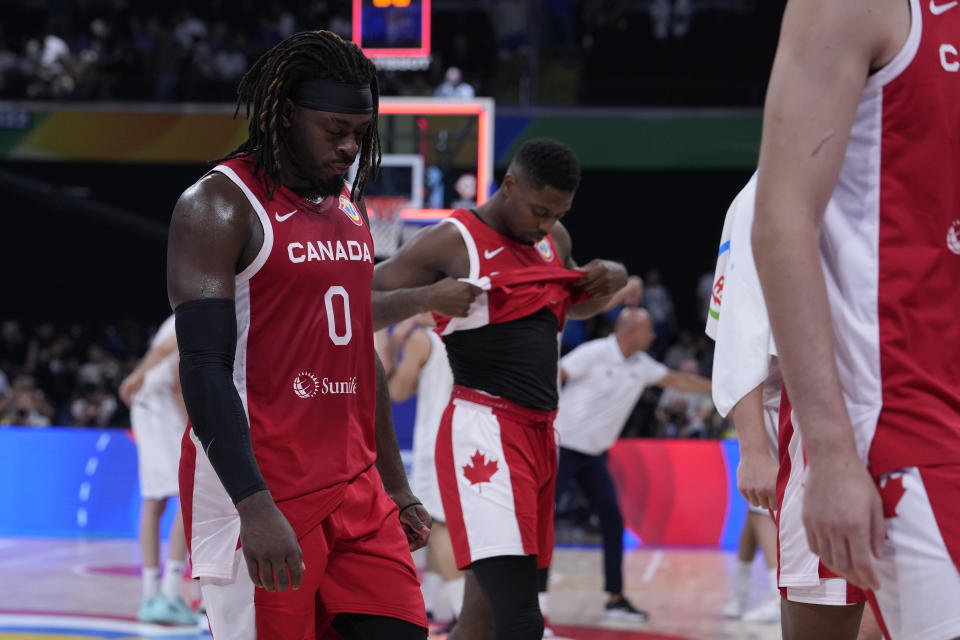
[339,195,364,226]
[293,371,320,399]
[535,238,554,262]
[948,219,960,255]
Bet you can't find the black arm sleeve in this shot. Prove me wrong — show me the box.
[175,298,268,505]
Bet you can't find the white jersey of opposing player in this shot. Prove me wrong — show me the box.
[132,315,180,421]
[411,330,454,521]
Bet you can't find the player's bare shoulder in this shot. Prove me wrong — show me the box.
[167,172,261,305]
[171,172,254,239]
[373,218,471,286]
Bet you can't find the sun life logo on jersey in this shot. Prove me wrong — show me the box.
[339,195,364,226]
[535,238,554,261]
[293,371,320,399]
[948,219,960,255]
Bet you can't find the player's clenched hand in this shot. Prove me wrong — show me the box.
[236,490,305,592]
[395,496,432,551]
[426,278,484,317]
[803,452,885,591]
[574,260,628,298]
[737,451,778,511]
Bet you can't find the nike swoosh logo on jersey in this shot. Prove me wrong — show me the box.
[930,0,957,14]
[484,247,505,259]
[275,209,297,222]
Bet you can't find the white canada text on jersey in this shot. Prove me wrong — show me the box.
[287,239,373,264]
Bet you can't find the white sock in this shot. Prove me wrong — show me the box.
[735,560,752,595]
[422,571,443,615]
[142,566,160,600]
[538,591,550,618]
[443,577,465,619]
[161,560,185,601]
[767,568,779,595]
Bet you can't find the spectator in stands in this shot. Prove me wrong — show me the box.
[70,383,117,427]
[0,375,54,427]
[1,388,52,427]
[0,320,28,376]
[77,344,119,389]
[655,358,716,437]
[434,66,474,98]
[640,268,676,356]
[664,330,697,370]
[450,173,478,209]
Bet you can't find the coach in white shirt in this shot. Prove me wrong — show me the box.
[541,308,711,621]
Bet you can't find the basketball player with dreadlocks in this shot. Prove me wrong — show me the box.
[167,31,443,640]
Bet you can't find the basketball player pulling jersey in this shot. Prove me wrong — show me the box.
[372,138,628,640]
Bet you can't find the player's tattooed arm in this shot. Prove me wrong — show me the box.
[371,223,482,330]
[373,352,431,551]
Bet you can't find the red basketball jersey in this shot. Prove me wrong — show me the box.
[180,157,377,577]
[433,209,588,335]
[813,0,960,474]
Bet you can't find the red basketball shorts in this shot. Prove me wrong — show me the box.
[435,386,558,570]
[199,465,427,639]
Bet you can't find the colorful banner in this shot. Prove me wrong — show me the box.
[608,439,746,550]
[0,103,761,169]
[0,106,249,163]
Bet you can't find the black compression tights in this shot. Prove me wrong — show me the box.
[331,613,427,640]
[472,556,544,640]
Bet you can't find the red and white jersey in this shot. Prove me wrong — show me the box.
[821,0,960,475]
[433,209,588,335]
[180,156,377,579]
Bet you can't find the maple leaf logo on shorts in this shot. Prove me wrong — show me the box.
[879,474,907,519]
[463,450,498,492]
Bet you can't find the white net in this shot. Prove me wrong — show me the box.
[365,195,409,259]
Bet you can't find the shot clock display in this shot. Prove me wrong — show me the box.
[352,0,431,59]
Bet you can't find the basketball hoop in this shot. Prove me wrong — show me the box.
[365,195,409,259]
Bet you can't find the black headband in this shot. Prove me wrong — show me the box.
[292,79,373,114]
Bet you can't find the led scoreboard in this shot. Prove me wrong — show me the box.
[352,0,431,65]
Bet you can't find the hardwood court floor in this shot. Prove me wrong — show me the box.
[0,538,781,639]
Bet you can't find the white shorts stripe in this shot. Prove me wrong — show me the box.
[199,548,255,640]
[778,417,821,588]
[188,430,240,580]
[450,399,525,561]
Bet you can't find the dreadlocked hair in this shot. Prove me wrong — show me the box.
[216,30,381,201]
